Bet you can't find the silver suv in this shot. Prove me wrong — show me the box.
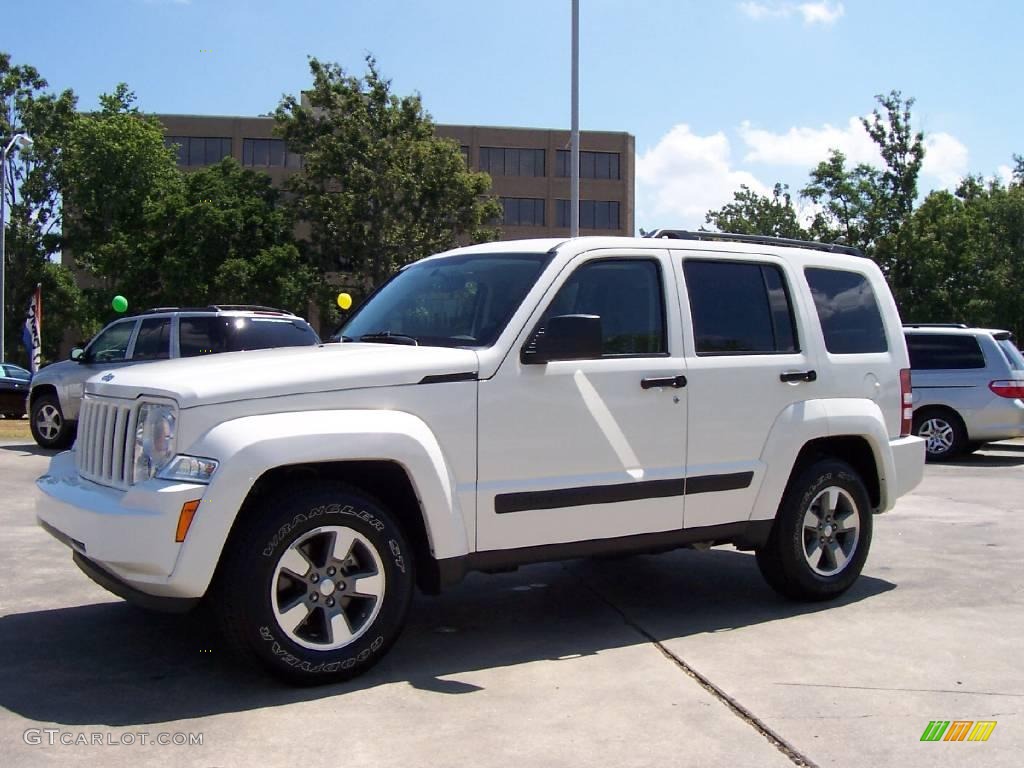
[905,324,1024,460]
[29,305,320,448]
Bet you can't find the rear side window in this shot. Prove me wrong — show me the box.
[180,316,318,357]
[684,260,798,355]
[906,334,985,370]
[542,259,666,355]
[132,318,171,361]
[805,268,888,354]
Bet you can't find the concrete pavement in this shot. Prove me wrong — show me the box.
[1,439,1020,767]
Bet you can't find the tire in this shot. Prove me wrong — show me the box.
[30,394,75,449]
[756,459,873,602]
[212,483,415,685]
[913,408,966,462]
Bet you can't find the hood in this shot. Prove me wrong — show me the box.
[85,343,480,408]
[31,359,81,385]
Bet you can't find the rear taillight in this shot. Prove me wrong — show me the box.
[989,380,1024,399]
[900,368,913,437]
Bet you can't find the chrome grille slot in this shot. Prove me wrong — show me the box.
[76,398,134,489]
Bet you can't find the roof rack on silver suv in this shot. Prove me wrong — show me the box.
[902,323,970,329]
[643,229,865,258]
[138,305,295,315]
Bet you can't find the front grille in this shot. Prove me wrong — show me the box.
[76,398,136,489]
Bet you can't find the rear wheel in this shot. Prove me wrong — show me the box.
[30,394,75,449]
[913,408,966,461]
[756,459,873,601]
[212,483,415,685]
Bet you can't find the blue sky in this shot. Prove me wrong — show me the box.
[10,0,1023,231]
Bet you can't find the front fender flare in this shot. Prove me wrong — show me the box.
[169,410,469,597]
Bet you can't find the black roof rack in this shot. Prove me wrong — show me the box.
[902,323,970,329]
[642,229,865,258]
[138,305,294,316]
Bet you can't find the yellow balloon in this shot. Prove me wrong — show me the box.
[337,292,353,310]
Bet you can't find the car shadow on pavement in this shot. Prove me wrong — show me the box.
[0,442,58,458]
[943,451,1024,468]
[0,548,895,727]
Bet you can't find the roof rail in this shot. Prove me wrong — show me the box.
[643,229,865,258]
[902,323,970,329]
[138,305,295,316]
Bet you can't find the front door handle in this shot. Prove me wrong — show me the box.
[641,374,687,390]
[780,370,817,383]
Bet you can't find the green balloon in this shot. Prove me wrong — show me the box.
[112,295,128,313]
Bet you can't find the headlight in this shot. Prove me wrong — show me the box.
[158,455,219,484]
[132,403,176,483]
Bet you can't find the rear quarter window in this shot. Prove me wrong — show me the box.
[805,268,888,354]
[906,334,985,369]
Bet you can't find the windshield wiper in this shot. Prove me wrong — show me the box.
[358,331,420,346]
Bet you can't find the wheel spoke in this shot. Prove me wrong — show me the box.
[350,571,385,599]
[279,547,312,578]
[330,528,358,564]
[803,508,820,531]
[827,540,848,571]
[327,611,354,645]
[824,487,840,515]
[277,601,312,634]
[805,537,823,567]
[834,507,858,533]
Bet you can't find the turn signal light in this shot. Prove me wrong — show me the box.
[900,368,913,437]
[175,500,201,542]
[989,380,1024,399]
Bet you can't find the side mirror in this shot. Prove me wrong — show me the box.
[522,314,603,364]
[70,347,85,362]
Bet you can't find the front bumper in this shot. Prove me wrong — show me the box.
[35,450,207,600]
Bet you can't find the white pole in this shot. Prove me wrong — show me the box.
[570,0,580,238]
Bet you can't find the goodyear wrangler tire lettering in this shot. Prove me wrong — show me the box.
[214,484,414,685]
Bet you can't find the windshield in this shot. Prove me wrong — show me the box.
[341,253,551,348]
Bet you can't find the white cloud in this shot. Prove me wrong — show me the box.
[738,1,844,25]
[636,124,770,230]
[797,2,845,25]
[996,164,1014,186]
[921,133,969,189]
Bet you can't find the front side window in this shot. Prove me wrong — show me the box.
[341,254,550,348]
[88,321,136,363]
[132,318,171,361]
[805,268,888,354]
[685,260,798,355]
[539,259,666,356]
[906,334,985,370]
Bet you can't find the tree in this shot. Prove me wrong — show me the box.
[704,183,809,238]
[275,56,502,290]
[59,84,183,323]
[1,52,81,364]
[149,157,315,312]
[801,150,885,253]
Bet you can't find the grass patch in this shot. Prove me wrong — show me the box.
[0,418,32,441]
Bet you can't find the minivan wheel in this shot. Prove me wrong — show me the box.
[30,394,75,449]
[756,459,873,601]
[212,484,414,686]
[913,409,965,461]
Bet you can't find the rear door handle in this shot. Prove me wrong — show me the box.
[641,374,687,390]
[780,370,817,383]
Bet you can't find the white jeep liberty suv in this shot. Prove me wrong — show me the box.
[36,231,925,684]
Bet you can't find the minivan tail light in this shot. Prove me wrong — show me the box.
[900,368,913,437]
[989,380,1024,399]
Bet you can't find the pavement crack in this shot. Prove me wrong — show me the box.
[569,569,818,768]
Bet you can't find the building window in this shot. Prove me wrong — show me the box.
[501,197,546,226]
[556,199,620,230]
[480,147,545,177]
[556,150,620,180]
[242,138,302,169]
[460,145,470,165]
[164,136,232,167]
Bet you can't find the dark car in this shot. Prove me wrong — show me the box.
[0,363,31,419]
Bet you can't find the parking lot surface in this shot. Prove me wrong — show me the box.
[1,439,1021,767]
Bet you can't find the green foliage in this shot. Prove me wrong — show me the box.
[275,56,502,288]
[1,52,82,364]
[704,183,809,238]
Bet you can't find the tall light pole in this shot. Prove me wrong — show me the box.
[0,132,34,362]
[570,0,580,237]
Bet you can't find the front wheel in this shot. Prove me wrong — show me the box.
[212,484,415,685]
[756,459,873,601]
[30,394,75,449]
